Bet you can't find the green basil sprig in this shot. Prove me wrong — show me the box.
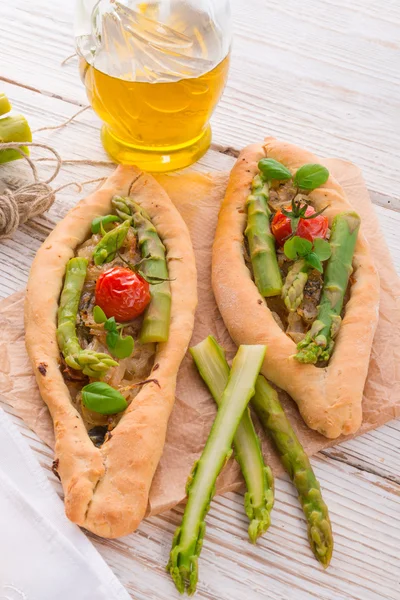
[294,164,329,191]
[91,215,121,234]
[284,236,331,273]
[93,305,134,359]
[82,381,128,415]
[258,158,292,181]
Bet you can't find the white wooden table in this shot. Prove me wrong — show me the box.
[1,1,400,598]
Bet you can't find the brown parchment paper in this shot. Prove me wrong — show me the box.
[0,159,399,517]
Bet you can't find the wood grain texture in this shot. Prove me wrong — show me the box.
[3,404,400,600]
[1,0,399,197]
[1,0,400,597]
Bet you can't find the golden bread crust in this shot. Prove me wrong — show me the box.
[212,138,379,438]
[25,166,197,537]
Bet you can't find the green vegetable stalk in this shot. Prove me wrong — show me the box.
[93,219,131,265]
[245,174,282,297]
[168,344,267,595]
[113,196,171,343]
[57,258,118,377]
[295,211,360,363]
[190,336,274,544]
[252,376,333,567]
[0,113,32,164]
[282,259,311,311]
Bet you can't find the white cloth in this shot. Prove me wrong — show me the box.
[0,407,131,600]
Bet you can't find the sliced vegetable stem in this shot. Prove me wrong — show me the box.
[0,93,11,116]
[0,114,32,164]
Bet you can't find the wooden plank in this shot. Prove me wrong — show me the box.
[3,403,400,600]
[1,0,399,197]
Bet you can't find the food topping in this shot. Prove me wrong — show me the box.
[272,205,329,245]
[88,425,109,447]
[56,257,118,377]
[82,381,128,415]
[93,219,131,265]
[91,214,121,234]
[95,266,151,322]
[93,304,135,359]
[245,173,282,297]
[295,211,361,364]
[113,196,172,344]
[244,158,358,367]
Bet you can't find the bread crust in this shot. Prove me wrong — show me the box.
[212,137,379,438]
[24,166,197,537]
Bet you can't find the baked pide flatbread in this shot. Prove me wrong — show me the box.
[25,166,197,538]
[212,137,379,439]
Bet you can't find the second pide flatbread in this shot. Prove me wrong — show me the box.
[25,166,197,538]
[212,137,379,439]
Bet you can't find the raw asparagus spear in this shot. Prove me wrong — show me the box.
[190,336,274,543]
[282,258,311,311]
[0,114,32,164]
[252,376,333,567]
[113,196,171,343]
[295,211,360,363]
[57,258,118,377]
[168,344,267,595]
[245,174,282,297]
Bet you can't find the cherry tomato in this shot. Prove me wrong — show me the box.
[271,205,328,246]
[95,267,151,322]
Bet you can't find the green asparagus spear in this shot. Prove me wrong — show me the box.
[113,196,171,343]
[0,114,32,164]
[93,219,131,265]
[168,344,267,595]
[282,259,312,311]
[0,93,11,116]
[57,258,118,377]
[245,174,282,297]
[295,211,360,363]
[252,376,333,567]
[190,336,274,544]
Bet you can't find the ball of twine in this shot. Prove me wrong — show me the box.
[0,142,61,240]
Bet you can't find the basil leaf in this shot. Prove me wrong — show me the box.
[91,215,120,234]
[305,252,323,273]
[111,335,134,359]
[93,305,107,324]
[293,236,313,256]
[283,237,298,260]
[104,317,117,332]
[106,330,119,349]
[294,164,329,191]
[258,158,292,182]
[313,238,331,261]
[82,382,127,415]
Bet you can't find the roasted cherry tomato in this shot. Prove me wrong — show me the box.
[271,205,328,246]
[95,267,151,322]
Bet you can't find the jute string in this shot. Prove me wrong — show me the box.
[0,106,109,240]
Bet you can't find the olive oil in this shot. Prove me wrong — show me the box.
[75,1,231,171]
[80,54,229,170]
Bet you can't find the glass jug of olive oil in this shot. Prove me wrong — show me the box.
[75,0,231,171]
